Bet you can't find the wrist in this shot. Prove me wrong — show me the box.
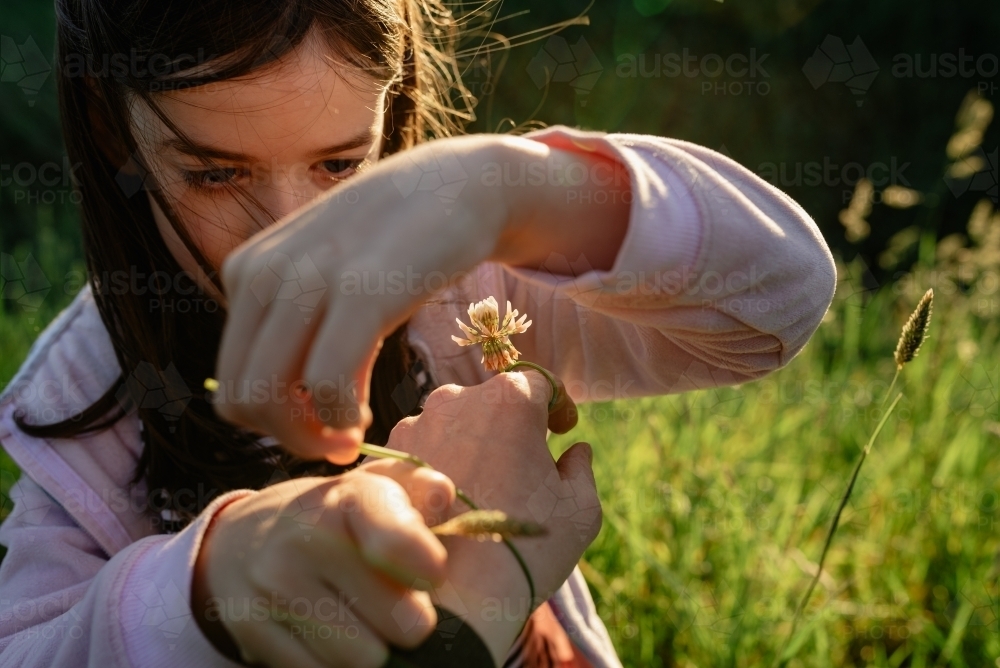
[191,498,247,663]
[438,534,533,665]
[481,136,552,268]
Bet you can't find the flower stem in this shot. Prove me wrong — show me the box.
[879,367,900,412]
[358,443,430,469]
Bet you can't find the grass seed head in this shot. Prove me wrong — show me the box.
[894,288,934,369]
[430,510,547,541]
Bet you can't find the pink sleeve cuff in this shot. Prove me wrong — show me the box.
[114,489,257,668]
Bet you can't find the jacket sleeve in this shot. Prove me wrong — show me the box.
[0,471,255,668]
[408,126,837,398]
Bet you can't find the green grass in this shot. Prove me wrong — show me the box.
[2,257,998,666]
[551,258,1000,667]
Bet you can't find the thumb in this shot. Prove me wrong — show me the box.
[554,442,602,544]
[555,441,595,484]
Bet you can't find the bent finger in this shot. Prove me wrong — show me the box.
[317,551,439,649]
[242,294,366,457]
[334,473,448,587]
[304,292,388,431]
[355,458,457,526]
[546,375,578,434]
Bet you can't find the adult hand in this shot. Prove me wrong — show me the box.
[384,370,602,665]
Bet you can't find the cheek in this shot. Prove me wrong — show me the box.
[153,188,263,270]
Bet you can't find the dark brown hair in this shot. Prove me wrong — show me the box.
[17,0,477,530]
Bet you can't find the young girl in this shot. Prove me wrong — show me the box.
[0,0,837,666]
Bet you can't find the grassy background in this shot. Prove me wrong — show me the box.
[551,256,1000,666]
[2,0,1000,665]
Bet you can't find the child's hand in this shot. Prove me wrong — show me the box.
[212,135,514,465]
[192,463,456,667]
[385,370,602,665]
[212,133,616,464]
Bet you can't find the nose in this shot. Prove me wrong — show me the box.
[257,173,324,222]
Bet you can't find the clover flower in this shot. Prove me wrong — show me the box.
[451,296,532,372]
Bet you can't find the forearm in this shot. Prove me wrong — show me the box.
[487,136,631,273]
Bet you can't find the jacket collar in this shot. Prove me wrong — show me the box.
[0,284,158,556]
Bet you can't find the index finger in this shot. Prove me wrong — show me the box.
[546,375,578,434]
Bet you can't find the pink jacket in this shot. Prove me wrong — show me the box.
[0,126,837,667]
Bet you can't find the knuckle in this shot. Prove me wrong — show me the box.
[245,546,283,590]
[421,383,463,412]
[413,467,454,492]
[488,370,542,404]
[395,415,420,431]
[483,370,522,393]
[348,472,408,512]
[412,470,456,509]
[588,507,604,541]
[386,415,418,447]
[485,371,550,418]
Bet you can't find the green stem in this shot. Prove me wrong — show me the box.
[503,361,560,410]
[358,443,430,469]
[879,367,900,413]
[775,392,903,667]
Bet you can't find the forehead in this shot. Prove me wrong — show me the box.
[132,33,387,161]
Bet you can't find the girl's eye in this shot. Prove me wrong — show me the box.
[320,158,364,178]
[183,167,240,190]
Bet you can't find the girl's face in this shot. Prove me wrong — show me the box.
[130,29,388,295]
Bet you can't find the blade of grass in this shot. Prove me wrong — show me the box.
[775,392,904,667]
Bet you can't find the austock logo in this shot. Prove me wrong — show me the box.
[391,578,470,648]
[122,577,193,651]
[802,36,879,106]
[253,469,328,541]
[390,359,433,417]
[390,145,469,215]
[114,152,160,198]
[0,468,54,528]
[0,35,51,106]
[249,252,327,324]
[527,36,603,105]
[115,361,193,431]
[946,146,999,203]
[526,468,601,542]
[0,252,51,322]
[520,251,599,325]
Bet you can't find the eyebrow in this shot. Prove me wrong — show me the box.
[160,128,379,163]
